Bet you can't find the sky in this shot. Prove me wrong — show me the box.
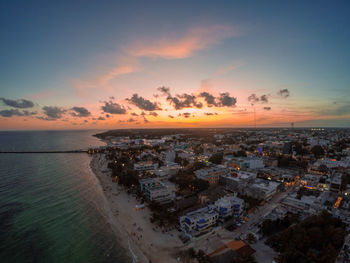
[0,0,350,130]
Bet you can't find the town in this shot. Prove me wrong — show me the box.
[90,128,350,263]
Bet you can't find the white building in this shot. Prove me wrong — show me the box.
[194,165,230,185]
[214,194,244,219]
[224,156,264,170]
[313,158,350,169]
[160,150,176,163]
[280,195,321,215]
[139,178,175,204]
[330,173,343,192]
[144,139,166,146]
[245,179,280,200]
[219,170,257,192]
[134,161,158,171]
[154,162,182,177]
[179,205,219,237]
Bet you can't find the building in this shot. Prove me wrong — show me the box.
[154,162,182,177]
[219,170,257,192]
[179,205,219,237]
[330,173,343,192]
[337,233,350,263]
[280,193,325,217]
[224,156,264,170]
[300,173,328,191]
[194,165,230,185]
[214,194,244,219]
[313,158,350,169]
[160,150,176,163]
[134,161,158,171]
[244,179,280,200]
[139,178,175,204]
[208,240,256,263]
[282,142,292,154]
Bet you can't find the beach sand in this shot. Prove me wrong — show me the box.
[89,153,183,263]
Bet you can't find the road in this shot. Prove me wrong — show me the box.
[221,188,294,240]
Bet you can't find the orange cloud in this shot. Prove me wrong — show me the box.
[70,24,238,97]
[213,61,244,76]
[127,24,239,59]
[98,65,137,85]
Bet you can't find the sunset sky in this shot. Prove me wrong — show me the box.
[1,0,350,129]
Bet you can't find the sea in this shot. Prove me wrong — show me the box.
[0,130,131,263]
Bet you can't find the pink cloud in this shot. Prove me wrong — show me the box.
[26,90,56,100]
[127,24,239,59]
[70,24,238,97]
[214,61,244,76]
[98,65,137,85]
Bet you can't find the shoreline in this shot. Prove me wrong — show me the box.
[89,153,183,263]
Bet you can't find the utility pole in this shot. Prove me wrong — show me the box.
[253,105,257,141]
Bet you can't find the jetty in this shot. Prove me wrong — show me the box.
[0,150,88,154]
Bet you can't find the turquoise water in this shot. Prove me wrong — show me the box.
[0,130,131,263]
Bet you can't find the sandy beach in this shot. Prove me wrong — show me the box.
[89,153,183,263]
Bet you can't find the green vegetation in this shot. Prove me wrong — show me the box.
[235,255,257,263]
[148,201,177,227]
[209,152,223,164]
[245,233,257,244]
[341,172,350,191]
[237,193,262,210]
[184,248,211,263]
[311,145,325,158]
[266,210,345,263]
[260,213,299,237]
[169,172,209,194]
[277,156,308,170]
[296,187,320,200]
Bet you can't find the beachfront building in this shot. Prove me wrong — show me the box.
[179,205,219,238]
[214,194,245,219]
[139,178,175,204]
[194,165,230,185]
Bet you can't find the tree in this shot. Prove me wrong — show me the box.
[266,210,345,263]
[311,145,325,158]
[292,142,303,155]
[341,173,350,191]
[196,249,210,263]
[236,255,257,263]
[209,152,223,164]
[193,178,209,192]
[246,233,257,244]
[261,219,275,236]
[318,164,328,174]
[191,161,206,171]
[187,248,196,259]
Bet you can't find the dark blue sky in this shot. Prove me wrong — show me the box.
[1,0,350,128]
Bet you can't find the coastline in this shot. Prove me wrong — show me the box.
[89,153,183,263]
